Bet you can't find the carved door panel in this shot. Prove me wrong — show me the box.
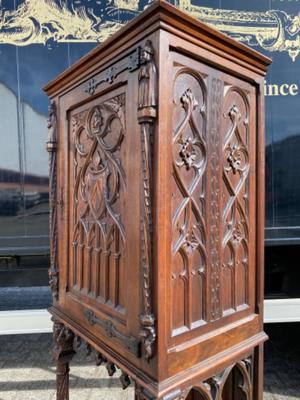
[69,91,126,313]
[58,79,141,358]
[168,52,257,346]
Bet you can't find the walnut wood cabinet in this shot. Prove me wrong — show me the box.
[44,2,271,399]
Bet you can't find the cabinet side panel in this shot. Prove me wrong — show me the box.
[168,50,257,348]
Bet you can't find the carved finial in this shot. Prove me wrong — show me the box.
[228,104,241,122]
[180,88,198,112]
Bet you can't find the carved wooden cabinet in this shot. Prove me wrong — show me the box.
[44,2,271,399]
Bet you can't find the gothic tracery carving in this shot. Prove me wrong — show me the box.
[222,90,250,312]
[171,72,207,333]
[71,94,126,309]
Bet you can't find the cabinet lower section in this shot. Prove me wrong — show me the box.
[49,307,266,400]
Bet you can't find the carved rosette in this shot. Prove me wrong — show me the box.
[47,100,59,302]
[137,40,157,361]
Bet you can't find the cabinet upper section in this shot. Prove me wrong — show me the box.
[44,0,271,98]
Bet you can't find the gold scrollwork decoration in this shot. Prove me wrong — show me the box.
[1,1,300,61]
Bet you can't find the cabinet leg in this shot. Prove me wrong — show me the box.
[135,384,156,400]
[253,344,264,400]
[56,362,70,400]
[52,318,76,400]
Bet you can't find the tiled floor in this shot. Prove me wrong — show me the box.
[0,324,299,400]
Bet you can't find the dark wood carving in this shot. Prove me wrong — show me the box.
[209,78,223,321]
[138,40,157,361]
[85,47,140,95]
[222,89,250,312]
[47,100,59,302]
[85,309,141,356]
[71,94,126,311]
[52,318,75,400]
[162,357,253,400]
[205,356,253,400]
[45,2,269,399]
[171,71,207,334]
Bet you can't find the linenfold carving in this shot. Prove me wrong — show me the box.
[47,100,59,302]
[138,39,157,361]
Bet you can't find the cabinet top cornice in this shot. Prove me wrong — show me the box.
[44,0,271,96]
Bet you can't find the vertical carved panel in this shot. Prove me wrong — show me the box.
[70,94,126,312]
[138,40,157,361]
[221,88,250,313]
[209,78,223,321]
[171,70,207,334]
[47,100,59,302]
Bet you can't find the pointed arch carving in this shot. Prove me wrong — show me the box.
[70,93,126,312]
[171,68,208,334]
[221,86,251,313]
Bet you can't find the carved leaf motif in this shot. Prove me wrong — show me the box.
[171,72,207,332]
[222,90,250,311]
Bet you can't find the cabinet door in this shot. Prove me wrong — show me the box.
[57,54,142,360]
[167,50,258,351]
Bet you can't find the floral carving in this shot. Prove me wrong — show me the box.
[179,137,197,170]
[172,74,207,332]
[226,143,243,174]
[183,231,199,253]
[222,92,250,311]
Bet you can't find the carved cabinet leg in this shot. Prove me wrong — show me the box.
[52,318,76,400]
[135,384,156,400]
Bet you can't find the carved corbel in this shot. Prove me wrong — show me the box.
[137,39,157,362]
[47,100,59,302]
